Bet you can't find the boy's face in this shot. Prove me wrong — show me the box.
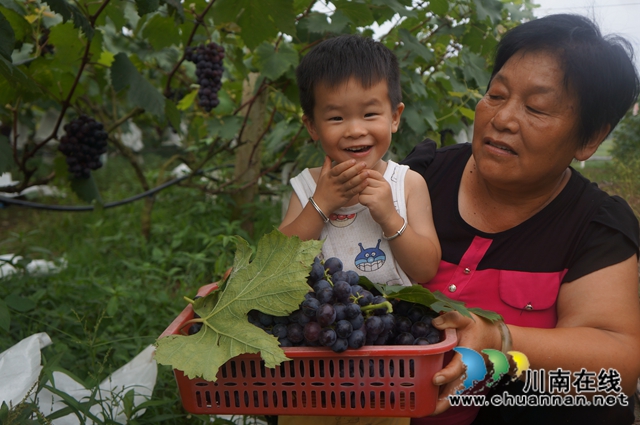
[303,77,404,174]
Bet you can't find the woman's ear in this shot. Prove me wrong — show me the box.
[391,102,405,133]
[574,125,611,161]
[302,115,319,141]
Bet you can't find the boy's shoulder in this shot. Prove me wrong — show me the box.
[404,167,429,194]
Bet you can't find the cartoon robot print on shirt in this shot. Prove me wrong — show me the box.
[354,239,386,272]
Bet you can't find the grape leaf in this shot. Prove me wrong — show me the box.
[375,283,502,323]
[155,230,322,381]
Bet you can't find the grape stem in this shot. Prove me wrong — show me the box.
[184,296,197,304]
[361,300,394,314]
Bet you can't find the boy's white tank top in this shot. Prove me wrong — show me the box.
[290,160,413,286]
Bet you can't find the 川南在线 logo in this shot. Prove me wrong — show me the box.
[452,347,530,393]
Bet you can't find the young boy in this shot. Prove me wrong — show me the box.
[277,35,441,425]
[279,34,440,288]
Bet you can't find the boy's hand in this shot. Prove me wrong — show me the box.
[314,156,368,214]
[358,170,396,226]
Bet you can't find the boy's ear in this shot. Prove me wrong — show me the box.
[302,114,320,141]
[391,102,405,133]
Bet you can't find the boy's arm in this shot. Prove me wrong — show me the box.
[359,169,441,283]
[279,191,326,240]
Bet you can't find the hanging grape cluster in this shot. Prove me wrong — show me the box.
[189,256,442,353]
[58,115,108,179]
[185,42,225,112]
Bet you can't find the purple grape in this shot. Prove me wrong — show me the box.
[394,332,415,345]
[309,257,325,282]
[334,303,347,321]
[301,298,320,317]
[344,303,361,320]
[365,316,384,336]
[414,337,430,345]
[411,321,430,338]
[316,287,335,304]
[408,306,428,323]
[335,320,353,339]
[331,337,349,353]
[380,314,395,332]
[394,316,412,334]
[333,281,352,303]
[331,270,350,283]
[348,330,366,349]
[304,321,322,342]
[272,323,288,339]
[323,257,343,275]
[316,303,336,327]
[319,328,337,347]
[357,290,374,307]
[287,323,304,343]
[313,279,331,293]
[346,270,360,285]
[349,313,364,330]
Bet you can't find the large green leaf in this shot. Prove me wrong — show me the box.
[135,0,159,15]
[398,29,434,63]
[376,284,502,323]
[0,9,14,61]
[370,0,417,18]
[142,14,179,51]
[429,0,449,17]
[43,0,93,39]
[70,173,103,204]
[155,231,322,381]
[214,0,296,50]
[0,55,30,86]
[111,52,164,117]
[473,0,503,24]
[255,42,298,81]
[48,22,85,67]
[333,0,375,27]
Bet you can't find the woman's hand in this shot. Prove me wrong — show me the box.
[429,311,502,415]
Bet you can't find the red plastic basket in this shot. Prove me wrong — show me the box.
[159,283,457,418]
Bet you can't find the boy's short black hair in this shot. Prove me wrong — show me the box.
[490,14,639,148]
[296,34,402,120]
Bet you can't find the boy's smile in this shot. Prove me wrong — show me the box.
[303,77,404,174]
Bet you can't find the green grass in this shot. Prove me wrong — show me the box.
[0,155,282,424]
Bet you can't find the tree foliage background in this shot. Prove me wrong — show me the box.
[0,0,541,422]
[0,0,535,238]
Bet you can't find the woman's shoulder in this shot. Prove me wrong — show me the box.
[401,140,470,177]
[562,169,637,230]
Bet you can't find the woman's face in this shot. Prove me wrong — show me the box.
[472,50,596,192]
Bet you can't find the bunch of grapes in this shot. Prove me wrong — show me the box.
[184,42,225,112]
[58,115,108,179]
[244,257,441,352]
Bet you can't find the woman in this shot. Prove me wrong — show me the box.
[402,14,640,425]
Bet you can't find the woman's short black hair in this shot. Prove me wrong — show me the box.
[490,14,640,147]
[296,34,402,120]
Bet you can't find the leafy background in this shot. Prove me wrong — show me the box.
[5,0,639,423]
